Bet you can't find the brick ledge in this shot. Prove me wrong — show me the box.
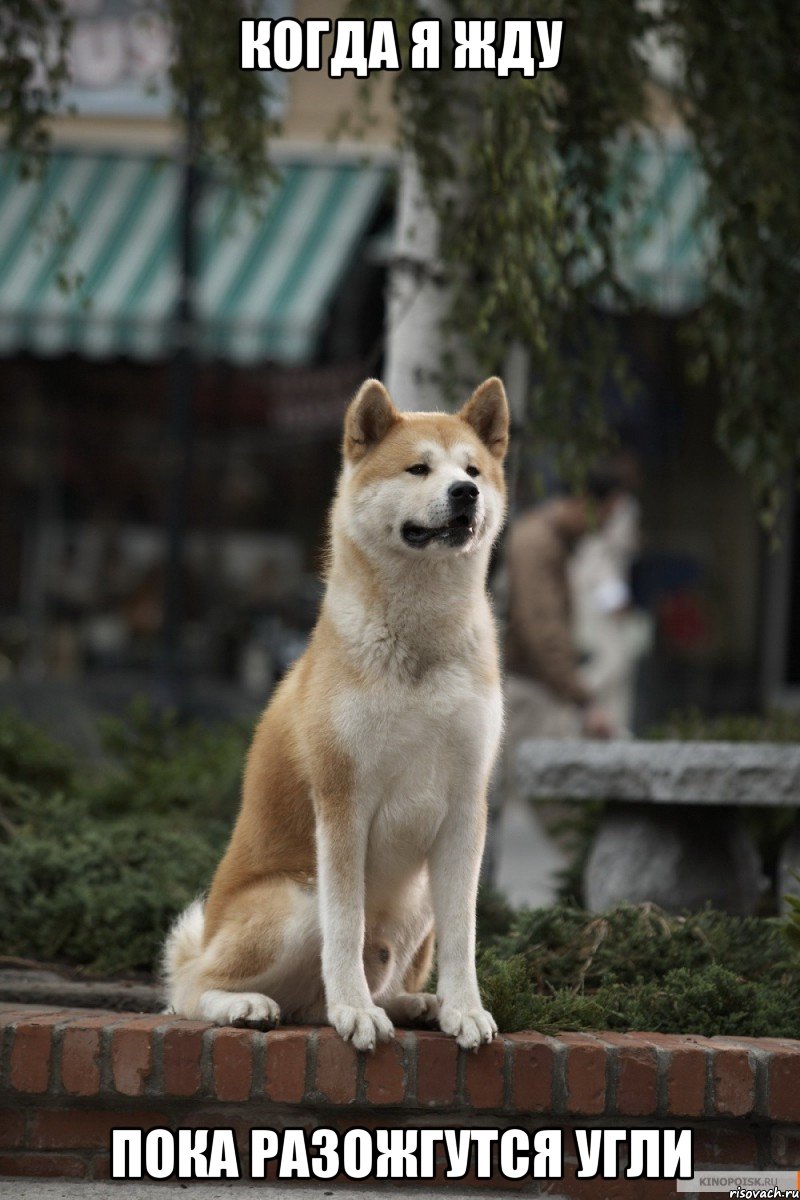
[2,1002,799,1118]
[2,1003,800,1191]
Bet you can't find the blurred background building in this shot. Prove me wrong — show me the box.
[0,0,797,729]
[0,0,399,719]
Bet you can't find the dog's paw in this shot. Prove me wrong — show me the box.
[438,1002,497,1050]
[384,992,439,1025]
[329,1003,394,1051]
[199,989,280,1029]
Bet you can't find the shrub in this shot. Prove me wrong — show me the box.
[475,895,800,1037]
[648,706,800,743]
[0,815,225,974]
[0,700,248,974]
[88,696,250,820]
[0,708,75,792]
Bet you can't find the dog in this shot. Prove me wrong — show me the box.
[163,376,509,1051]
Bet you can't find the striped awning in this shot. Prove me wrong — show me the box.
[0,152,389,364]
[611,133,712,312]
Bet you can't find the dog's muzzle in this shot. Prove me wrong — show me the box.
[401,482,480,548]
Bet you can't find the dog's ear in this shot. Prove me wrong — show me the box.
[344,379,400,462]
[459,377,510,460]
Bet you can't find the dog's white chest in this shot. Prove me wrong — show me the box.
[336,663,497,776]
[333,663,502,885]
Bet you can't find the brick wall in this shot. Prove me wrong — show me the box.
[2,1004,799,1196]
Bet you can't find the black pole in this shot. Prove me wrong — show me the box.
[158,85,202,713]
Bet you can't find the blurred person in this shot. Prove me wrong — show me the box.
[504,469,626,745]
[570,490,653,733]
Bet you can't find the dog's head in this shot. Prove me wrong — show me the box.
[336,377,509,563]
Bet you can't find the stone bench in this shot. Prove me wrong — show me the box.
[516,740,800,914]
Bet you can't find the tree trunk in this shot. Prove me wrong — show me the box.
[383,153,451,411]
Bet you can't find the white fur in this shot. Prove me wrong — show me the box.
[161,897,204,997]
[198,989,280,1027]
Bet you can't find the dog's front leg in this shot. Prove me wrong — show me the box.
[316,807,394,1051]
[428,791,497,1050]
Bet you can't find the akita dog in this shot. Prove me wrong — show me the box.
[163,376,509,1051]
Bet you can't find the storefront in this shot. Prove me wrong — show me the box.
[0,148,392,685]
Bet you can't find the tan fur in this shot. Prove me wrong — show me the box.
[403,927,436,993]
[164,377,509,1050]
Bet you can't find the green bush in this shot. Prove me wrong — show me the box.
[475,896,800,1037]
[0,816,224,974]
[0,708,76,792]
[88,697,249,820]
[479,956,800,1039]
[648,706,800,743]
[0,701,248,974]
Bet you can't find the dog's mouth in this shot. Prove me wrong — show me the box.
[401,513,477,548]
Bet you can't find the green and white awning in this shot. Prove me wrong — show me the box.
[0,152,389,364]
[611,133,712,312]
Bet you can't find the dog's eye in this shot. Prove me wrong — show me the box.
[406,463,430,477]
[466,465,480,478]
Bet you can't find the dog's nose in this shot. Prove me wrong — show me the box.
[448,480,479,508]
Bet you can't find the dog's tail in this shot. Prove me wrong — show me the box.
[161,898,205,1014]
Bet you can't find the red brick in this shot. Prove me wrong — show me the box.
[771,1126,800,1166]
[415,1031,458,1106]
[694,1127,758,1167]
[178,1112,251,1136]
[314,1029,358,1104]
[562,1033,606,1115]
[60,1026,102,1097]
[92,1154,111,1180]
[0,1006,61,1028]
[463,1037,505,1109]
[600,1034,658,1116]
[653,1032,716,1120]
[211,1028,254,1102]
[263,1029,309,1103]
[621,1031,669,1044]
[0,1109,25,1148]
[363,1034,408,1105]
[769,1047,800,1122]
[29,1108,166,1151]
[713,1035,800,1053]
[162,1023,208,1097]
[713,1047,755,1117]
[66,1011,121,1030]
[9,1015,65,1093]
[662,1046,705,1118]
[111,1021,161,1096]
[0,1152,86,1178]
[508,1033,555,1113]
